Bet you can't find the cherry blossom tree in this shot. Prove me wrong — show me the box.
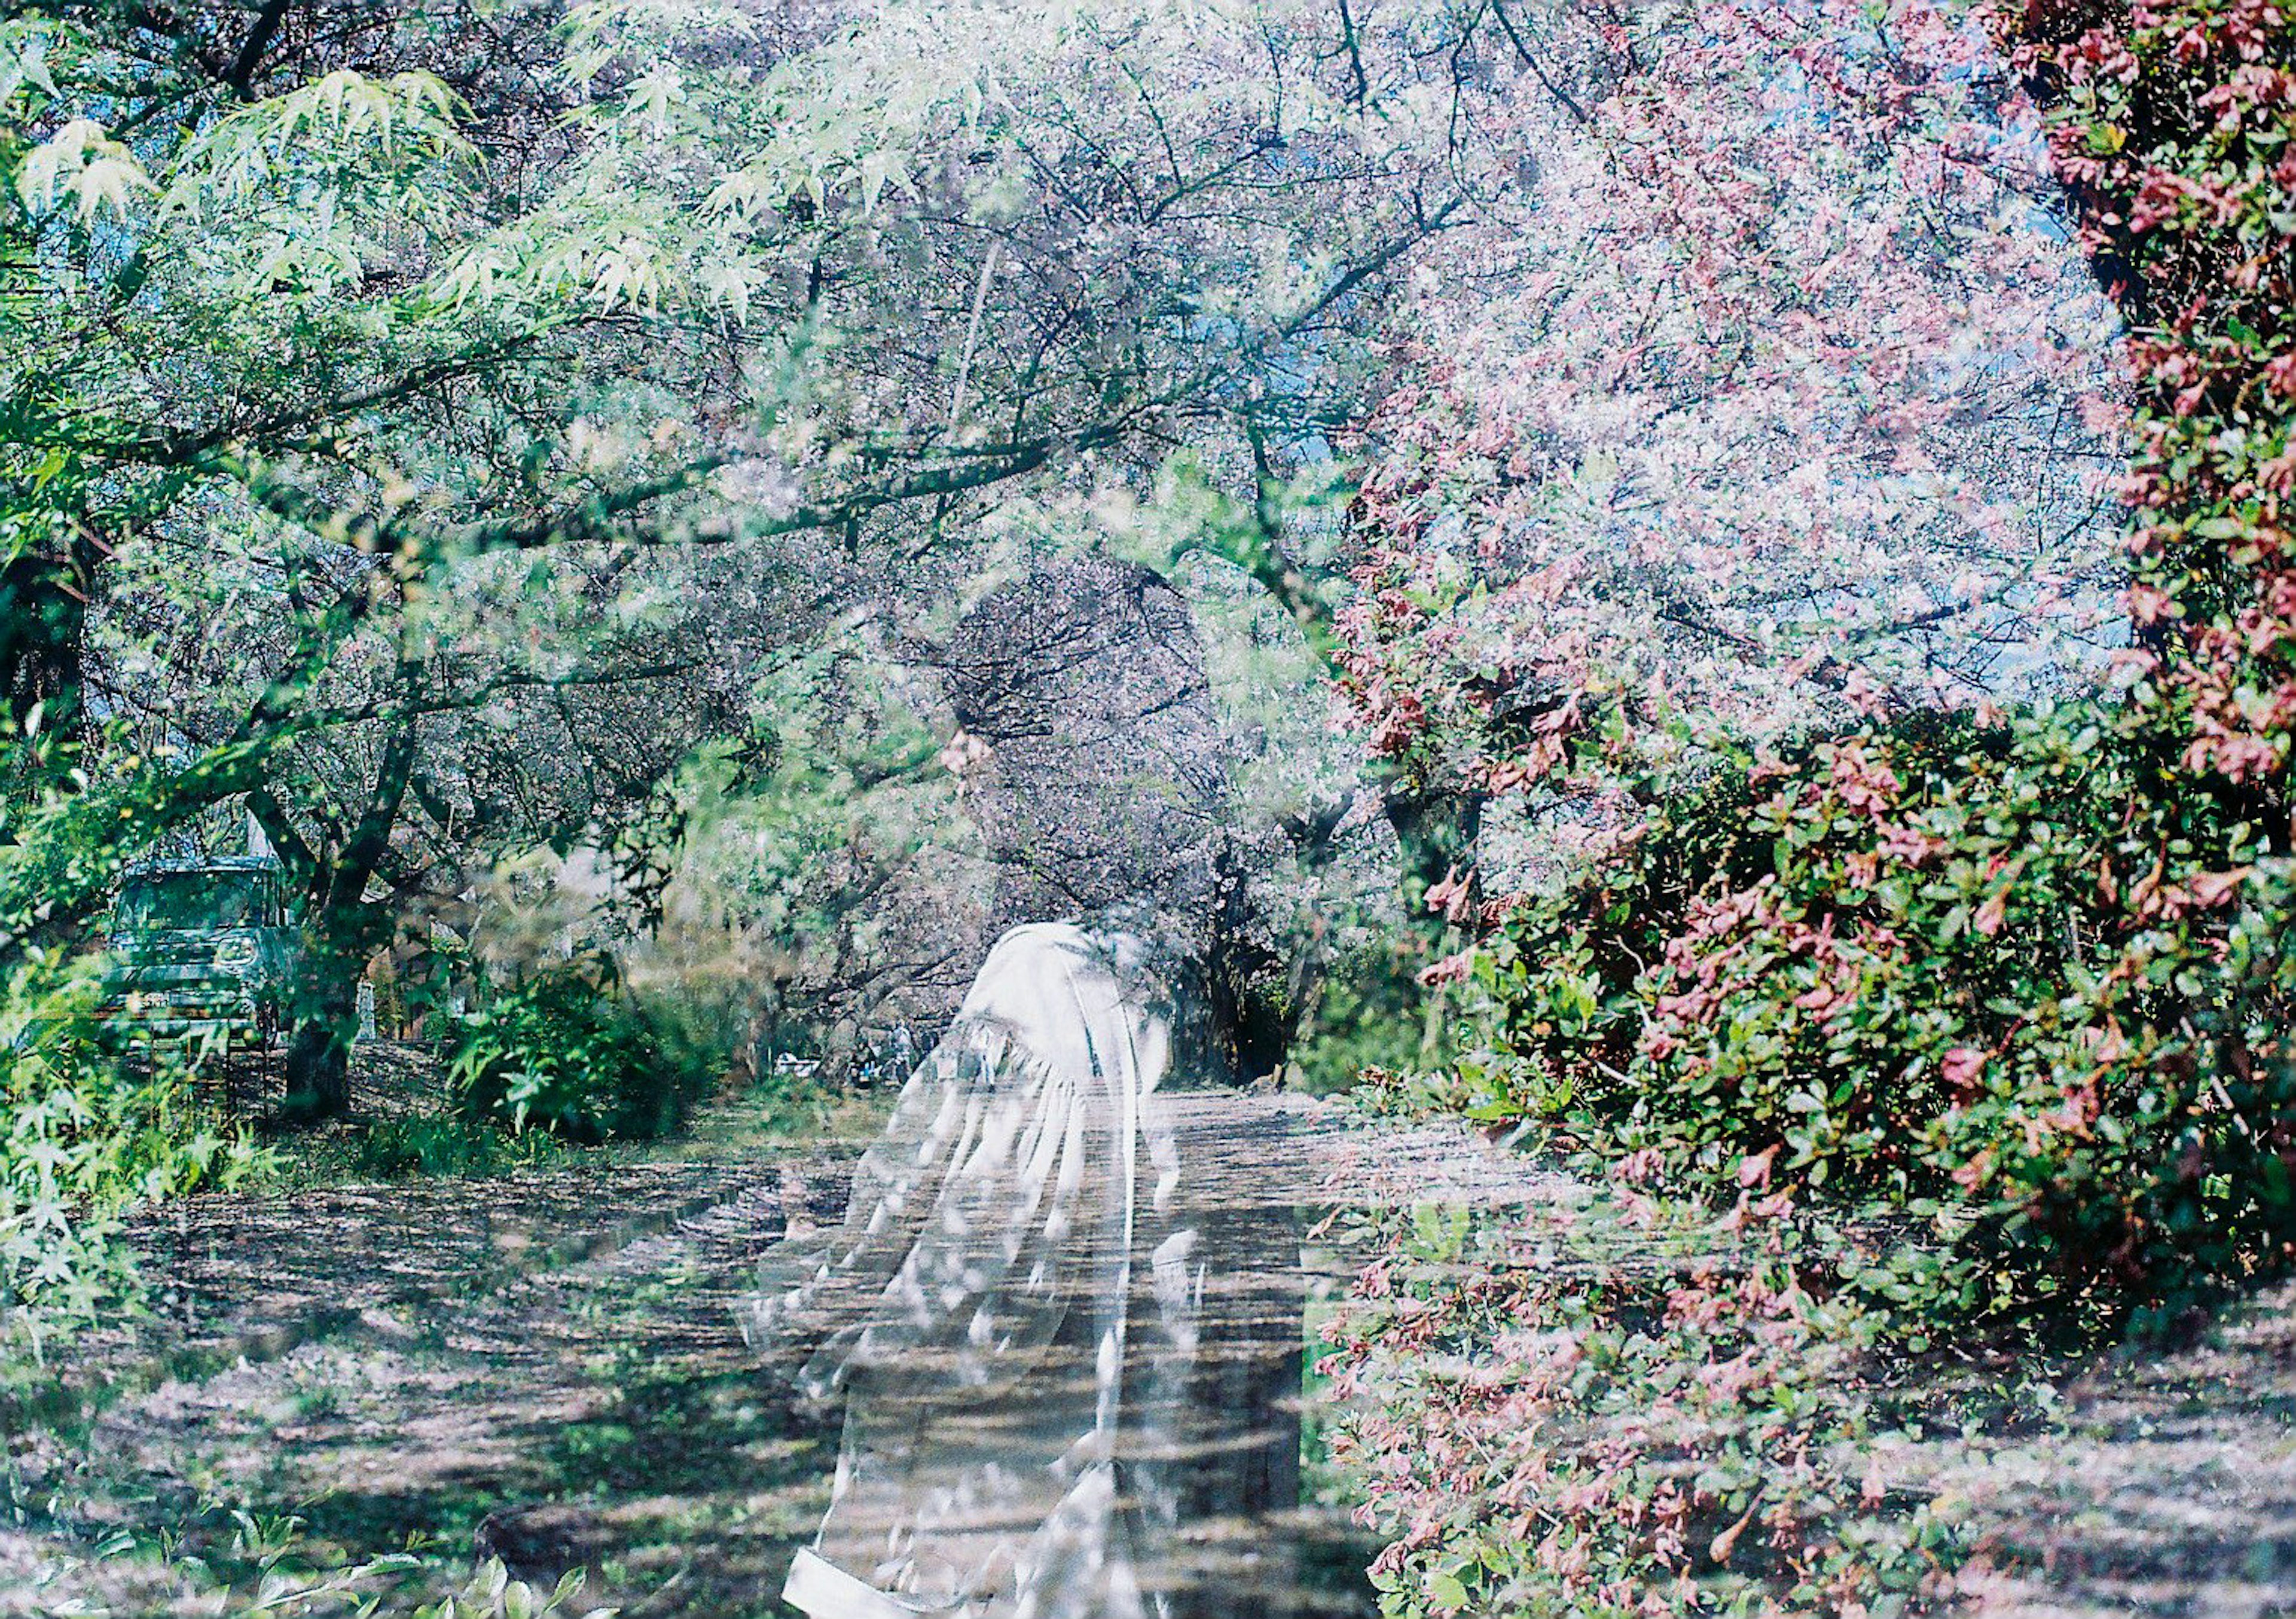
[1336,0,2127,818]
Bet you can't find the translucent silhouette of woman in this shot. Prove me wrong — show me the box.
[739,920,1301,1619]
[743,558,1306,1616]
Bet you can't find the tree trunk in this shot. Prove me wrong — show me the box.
[1380,775,1486,937]
[280,967,358,1122]
[255,717,417,1125]
[0,540,94,741]
[276,888,390,1123]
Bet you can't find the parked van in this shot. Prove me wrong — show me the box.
[104,856,300,1041]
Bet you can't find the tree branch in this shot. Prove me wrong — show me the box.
[224,0,295,101]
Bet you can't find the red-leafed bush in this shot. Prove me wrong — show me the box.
[1326,0,2294,1612]
[1424,707,2296,1337]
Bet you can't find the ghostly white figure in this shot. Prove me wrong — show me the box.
[740,922,1300,1619]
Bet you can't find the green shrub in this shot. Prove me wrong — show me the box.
[347,1115,563,1180]
[1,958,258,1368]
[1289,937,1439,1096]
[445,958,723,1143]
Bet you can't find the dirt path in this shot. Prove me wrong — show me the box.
[1947,1276,2296,1619]
[4,1090,1389,1617]
[67,1166,844,1613]
[5,1086,854,1616]
[8,1082,2294,1618]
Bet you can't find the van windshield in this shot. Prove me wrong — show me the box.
[117,871,272,931]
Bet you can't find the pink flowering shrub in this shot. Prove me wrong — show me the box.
[1329,0,2296,1333]
[1323,1189,1959,1618]
[1330,705,2296,1614]
[2011,0,2296,793]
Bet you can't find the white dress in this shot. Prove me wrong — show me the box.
[740,923,1300,1619]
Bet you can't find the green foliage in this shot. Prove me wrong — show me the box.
[248,1553,614,1619]
[0,835,259,1370]
[1288,938,1436,1096]
[446,959,722,1144]
[0,1030,257,1367]
[406,1559,616,1619]
[87,1494,616,1618]
[344,1115,565,1182]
